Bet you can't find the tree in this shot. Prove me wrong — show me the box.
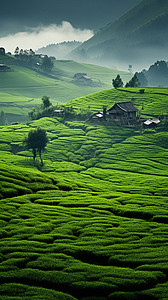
[135,71,148,87]
[0,111,6,125]
[112,74,123,89]
[103,105,107,120]
[128,64,133,73]
[25,128,48,166]
[125,74,140,87]
[14,47,19,56]
[29,49,35,56]
[42,96,52,109]
[41,56,54,72]
[0,47,5,55]
[148,60,168,86]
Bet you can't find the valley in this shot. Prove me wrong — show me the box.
[0,54,130,123]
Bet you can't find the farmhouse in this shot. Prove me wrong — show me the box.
[107,102,138,125]
[73,73,93,85]
[0,64,11,72]
[53,109,64,117]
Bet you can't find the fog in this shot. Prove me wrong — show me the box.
[0,22,93,53]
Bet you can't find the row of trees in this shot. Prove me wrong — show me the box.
[112,74,141,89]
[115,60,168,88]
[14,47,55,72]
[136,60,168,87]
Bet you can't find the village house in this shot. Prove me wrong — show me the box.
[92,111,103,120]
[0,64,11,72]
[53,109,64,117]
[106,102,139,125]
[91,101,139,125]
[73,73,93,85]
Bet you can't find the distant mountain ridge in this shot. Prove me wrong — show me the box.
[68,0,168,70]
[37,41,82,59]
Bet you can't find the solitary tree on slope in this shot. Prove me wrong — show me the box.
[25,127,48,166]
[112,74,124,89]
[42,96,52,109]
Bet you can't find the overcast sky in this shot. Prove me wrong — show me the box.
[0,0,139,52]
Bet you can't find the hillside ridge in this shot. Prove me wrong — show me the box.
[69,0,168,70]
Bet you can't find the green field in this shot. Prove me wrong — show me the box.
[65,87,168,117]
[0,54,131,123]
[0,87,168,299]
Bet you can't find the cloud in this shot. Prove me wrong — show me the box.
[0,21,93,53]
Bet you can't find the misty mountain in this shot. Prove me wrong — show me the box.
[36,41,82,59]
[68,0,168,70]
[136,60,168,87]
[0,0,139,37]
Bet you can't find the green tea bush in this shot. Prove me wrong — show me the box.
[0,89,168,298]
[0,283,77,299]
[152,215,168,223]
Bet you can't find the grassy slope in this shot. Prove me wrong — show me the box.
[0,88,168,299]
[81,0,168,47]
[70,0,168,69]
[0,54,130,122]
[65,87,168,116]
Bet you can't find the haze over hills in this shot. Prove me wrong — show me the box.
[0,53,131,123]
[37,41,82,59]
[68,0,168,71]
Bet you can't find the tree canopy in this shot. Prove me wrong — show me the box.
[25,128,48,166]
[41,56,54,72]
[112,74,123,89]
[42,96,52,109]
[125,74,140,87]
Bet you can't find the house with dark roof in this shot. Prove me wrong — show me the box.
[0,64,11,72]
[73,73,93,85]
[107,102,138,125]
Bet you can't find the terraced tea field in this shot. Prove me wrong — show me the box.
[65,87,168,117]
[0,54,130,123]
[0,88,168,299]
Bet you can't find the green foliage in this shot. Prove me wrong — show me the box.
[112,74,123,88]
[0,283,77,299]
[24,128,48,165]
[137,60,168,87]
[125,74,140,87]
[0,88,168,298]
[0,55,130,122]
[42,95,52,109]
[41,56,54,72]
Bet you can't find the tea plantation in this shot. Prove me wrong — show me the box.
[0,88,168,299]
[0,53,130,123]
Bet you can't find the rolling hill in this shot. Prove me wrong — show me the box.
[69,0,168,70]
[37,41,82,59]
[0,87,168,298]
[0,54,130,123]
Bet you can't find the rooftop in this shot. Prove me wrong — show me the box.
[108,102,138,113]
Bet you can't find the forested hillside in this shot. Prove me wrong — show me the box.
[69,0,168,70]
